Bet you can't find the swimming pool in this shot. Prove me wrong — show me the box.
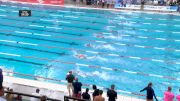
[0,1,180,99]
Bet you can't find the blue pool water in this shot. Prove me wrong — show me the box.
[0,2,180,99]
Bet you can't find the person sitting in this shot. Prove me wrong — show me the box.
[82,88,91,101]
[94,90,105,101]
[164,86,174,101]
[6,88,14,101]
[72,78,82,98]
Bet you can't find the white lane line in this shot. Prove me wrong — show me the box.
[129,56,141,60]
[121,34,130,37]
[174,25,180,27]
[29,24,44,28]
[117,90,131,94]
[156,38,167,41]
[12,11,18,12]
[0,9,6,12]
[134,45,145,48]
[159,18,166,20]
[86,51,99,54]
[76,63,89,67]
[1,5,7,7]
[18,42,38,46]
[115,43,126,46]
[96,41,106,43]
[176,62,180,65]
[65,15,78,18]
[72,12,85,14]
[101,67,112,70]
[137,36,148,39]
[0,52,21,57]
[15,31,32,35]
[22,7,29,9]
[143,23,151,25]
[0,40,16,43]
[56,21,71,24]
[11,6,17,8]
[50,14,63,17]
[172,32,180,34]
[149,74,163,78]
[0,14,7,17]
[108,54,119,57]
[40,19,54,22]
[145,17,152,19]
[174,19,180,21]
[155,30,164,33]
[123,70,137,74]
[33,33,51,37]
[46,26,62,30]
[139,29,148,31]
[152,59,164,63]
[175,40,180,42]
[158,24,167,26]
[57,10,70,13]
[154,47,165,50]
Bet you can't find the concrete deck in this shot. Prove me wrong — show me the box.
[3,76,145,101]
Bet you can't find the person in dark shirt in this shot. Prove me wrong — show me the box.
[82,88,91,101]
[66,71,75,96]
[0,69,3,88]
[72,78,82,98]
[107,84,117,101]
[140,82,158,101]
[92,85,99,100]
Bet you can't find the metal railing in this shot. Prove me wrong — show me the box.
[64,96,89,101]
[4,91,61,101]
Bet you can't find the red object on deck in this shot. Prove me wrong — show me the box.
[11,0,64,5]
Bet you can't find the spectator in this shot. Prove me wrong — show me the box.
[0,87,6,101]
[66,71,75,96]
[94,90,105,101]
[6,88,14,101]
[140,82,158,101]
[82,88,91,101]
[177,89,180,101]
[92,85,99,100]
[0,68,3,88]
[72,78,82,98]
[164,86,174,101]
[31,89,41,101]
[40,96,47,101]
[107,84,117,101]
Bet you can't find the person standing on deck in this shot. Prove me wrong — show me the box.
[140,82,158,101]
[66,71,75,96]
[164,86,174,101]
[0,68,3,88]
[176,89,180,101]
[107,84,117,101]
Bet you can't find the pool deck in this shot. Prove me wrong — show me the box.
[1,0,180,16]
[4,75,145,101]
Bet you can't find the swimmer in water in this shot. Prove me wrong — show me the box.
[95,34,104,39]
[85,43,93,48]
[75,54,87,59]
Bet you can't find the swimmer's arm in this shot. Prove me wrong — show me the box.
[140,87,147,92]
